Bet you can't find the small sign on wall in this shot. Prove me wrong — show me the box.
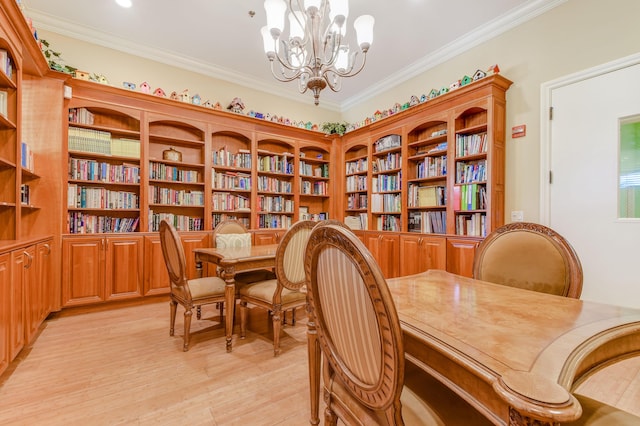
[512,124,526,138]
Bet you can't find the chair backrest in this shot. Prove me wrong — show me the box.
[473,222,583,298]
[159,219,190,297]
[213,219,251,248]
[304,224,405,420]
[275,220,316,291]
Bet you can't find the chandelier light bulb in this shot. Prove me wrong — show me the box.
[264,0,286,35]
[354,14,374,52]
[288,11,305,40]
[329,0,349,22]
[303,0,321,12]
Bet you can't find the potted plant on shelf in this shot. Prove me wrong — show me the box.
[321,122,348,136]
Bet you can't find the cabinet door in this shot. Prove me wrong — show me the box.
[253,230,282,246]
[36,241,53,323]
[364,233,400,279]
[10,250,25,360]
[0,252,10,376]
[400,235,446,276]
[181,232,210,280]
[23,244,41,345]
[446,238,479,278]
[105,236,143,301]
[143,235,170,296]
[62,237,105,307]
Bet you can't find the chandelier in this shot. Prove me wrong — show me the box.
[261,0,374,105]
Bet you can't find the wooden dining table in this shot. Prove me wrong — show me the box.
[194,244,279,352]
[308,269,640,425]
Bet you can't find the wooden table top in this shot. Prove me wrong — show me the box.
[194,244,279,264]
[386,269,640,422]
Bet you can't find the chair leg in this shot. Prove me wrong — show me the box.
[169,299,177,336]
[239,301,248,339]
[273,306,282,356]
[183,308,193,352]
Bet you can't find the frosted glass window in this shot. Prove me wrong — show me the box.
[619,116,640,218]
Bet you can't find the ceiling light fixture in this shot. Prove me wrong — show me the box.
[261,0,374,106]
[115,0,132,8]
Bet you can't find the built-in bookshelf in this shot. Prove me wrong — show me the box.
[343,143,368,230]
[211,131,252,229]
[256,138,295,229]
[0,42,17,239]
[371,134,402,232]
[298,144,330,221]
[147,119,205,232]
[407,119,448,234]
[453,108,489,237]
[66,106,142,234]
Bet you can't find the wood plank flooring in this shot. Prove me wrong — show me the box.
[1,299,638,425]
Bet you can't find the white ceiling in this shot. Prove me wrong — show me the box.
[24,0,563,110]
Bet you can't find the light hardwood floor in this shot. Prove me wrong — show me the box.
[1,299,638,425]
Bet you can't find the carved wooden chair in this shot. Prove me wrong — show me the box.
[304,223,493,425]
[159,219,227,352]
[473,222,583,298]
[238,220,315,356]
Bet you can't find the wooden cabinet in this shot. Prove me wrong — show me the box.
[399,234,446,276]
[363,232,400,278]
[371,131,402,232]
[253,229,284,246]
[256,136,296,230]
[25,240,52,344]
[0,251,10,376]
[62,235,143,307]
[446,237,479,278]
[9,248,26,360]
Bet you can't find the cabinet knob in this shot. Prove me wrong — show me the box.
[43,243,51,255]
[24,251,33,269]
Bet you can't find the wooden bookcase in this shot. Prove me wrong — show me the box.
[256,136,296,230]
[340,74,511,278]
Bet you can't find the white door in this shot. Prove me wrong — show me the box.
[546,60,640,308]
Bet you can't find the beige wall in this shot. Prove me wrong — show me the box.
[39,0,640,223]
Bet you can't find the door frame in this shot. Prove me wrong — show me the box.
[539,52,640,224]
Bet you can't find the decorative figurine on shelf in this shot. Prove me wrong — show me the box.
[440,87,449,95]
[227,97,245,114]
[460,75,472,86]
[73,70,90,80]
[191,94,201,105]
[203,100,215,108]
[123,81,136,90]
[420,94,427,103]
[153,87,166,97]
[472,69,487,81]
[90,73,109,85]
[486,64,500,75]
[255,112,264,119]
[179,89,190,103]
[409,95,419,107]
[213,101,222,110]
[169,91,179,100]
[428,88,439,99]
[139,82,151,94]
[449,80,461,90]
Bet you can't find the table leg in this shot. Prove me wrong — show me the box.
[222,265,236,353]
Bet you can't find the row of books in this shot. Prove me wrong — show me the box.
[213,213,249,229]
[21,142,34,171]
[376,214,401,232]
[68,127,140,158]
[148,212,204,232]
[67,185,139,209]
[409,211,447,234]
[257,176,292,193]
[149,186,204,206]
[212,192,250,211]
[300,212,329,221]
[345,158,368,175]
[299,161,329,178]
[212,147,251,169]
[373,152,402,172]
[345,214,367,230]
[69,158,140,183]
[455,132,487,157]
[408,184,446,208]
[212,169,251,191]
[258,154,294,174]
[346,175,367,192]
[257,214,292,229]
[68,212,139,234]
[347,193,368,210]
[416,155,446,178]
[372,173,402,192]
[68,107,95,125]
[456,159,486,184]
[0,49,14,79]
[149,161,200,182]
[257,195,294,213]
[454,183,487,211]
[371,193,401,213]
[301,180,328,195]
[456,213,486,237]
[374,134,401,153]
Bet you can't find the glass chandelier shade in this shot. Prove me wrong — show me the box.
[261,0,374,105]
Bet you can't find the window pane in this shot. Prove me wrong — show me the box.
[619,116,640,218]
